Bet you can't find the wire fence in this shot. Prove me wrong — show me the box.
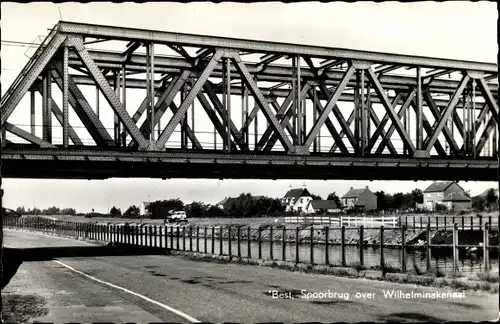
[4,215,498,274]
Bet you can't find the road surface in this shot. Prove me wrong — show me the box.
[3,230,498,323]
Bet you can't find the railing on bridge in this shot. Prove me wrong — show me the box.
[4,215,498,275]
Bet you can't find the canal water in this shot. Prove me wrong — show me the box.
[115,232,498,274]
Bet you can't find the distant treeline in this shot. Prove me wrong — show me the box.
[13,188,498,219]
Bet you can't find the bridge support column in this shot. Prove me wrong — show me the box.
[30,90,36,135]
[416,67,423,150]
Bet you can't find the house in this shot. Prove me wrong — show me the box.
[215,197,234,209]
[139,202,151,216]
[341,186,377,211]
[282,188,312,213]
[305,200,341,214]
[423,181,467,211]
[442,192,471,211]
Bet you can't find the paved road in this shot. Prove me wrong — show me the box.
[3,230,499,323]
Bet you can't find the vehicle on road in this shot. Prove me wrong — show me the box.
[165,211,188,224]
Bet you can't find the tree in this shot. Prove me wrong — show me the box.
[326,192,342,208]
[123,205,140,218]
[109,206,122,218]
[472,196,486,211]
[410,189,423,205]
[15,206,26,215]
[60,208,76,216]
[486,189,498,210]
[185,201,207,218]
[147,199,184,219]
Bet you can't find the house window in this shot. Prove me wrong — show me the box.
[299,198,303,204]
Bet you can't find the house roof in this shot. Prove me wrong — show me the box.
[443,192,471,202]
[308,200,339,210]
[216,197,233,206]
[284,188,311,200]
[423,181,459,193]
[342,188,371,198]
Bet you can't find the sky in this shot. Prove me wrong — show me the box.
[1,2,498,213]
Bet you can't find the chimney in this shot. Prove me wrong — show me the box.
[350,187,353,190]
[366,186,369,189]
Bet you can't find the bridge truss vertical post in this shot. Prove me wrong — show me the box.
[416,67,423,150]
[122,65,127,147]
[63,44,69,148]
[226,57,232,153]
[354,70,360,155]
[312,87,317,152]
[297,56,302,145]
[292,57,297,145]
[360,69,366,156]
[148,42,156,145]
[471,79,476,158]
[30,90,36,135]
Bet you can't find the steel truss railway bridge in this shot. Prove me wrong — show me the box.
[0,21,498,180]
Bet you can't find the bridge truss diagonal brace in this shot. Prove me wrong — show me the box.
[424,75,470,152]
[302,66,355,152]
[374,92,415,154]
[259,84,310,151]
[3,122,55,148]
[156,50,224,149]
[365,100,398,155]
[1,34,67,126]
[51,65,114,147]
[366,67,416,155]
[32,82,83,146]
[167,101,203,149]
[196,91,238,151]
[139,70,192,138]
[476,117,497,155]
[477,76,499,122]
[70,37,149,149]
[423,89,460,154]
[409,101,447,156]
[229,53,294,153]
[204,82,249,151]
[370,91,413,154]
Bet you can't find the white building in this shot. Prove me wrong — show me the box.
[282,188,312,213]
[139,202,151,216]
[305,200,341,214]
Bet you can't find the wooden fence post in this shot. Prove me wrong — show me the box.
[204,226,208,253]
[247,226,251,259]
[325,226,330,266]
[258,226,262,259]
[196,226,199,252]
[154,225,158,248]
[401,225,406,273]
[177,226,180,250]
[483,222,490,273]
[426,223,432,272]
[237,226,241,258]
[189,226,193,252]
[295,227,300,264]
[359,225,364,267]
[228,226,232,257]
[341,225,346,267]
[212,227,215,254]
[310,226,314,265]
[269,226,273,260]
[380,225,385,268]
[452,223,458,273]
[282,226,286,261]
[219,226,223,256]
